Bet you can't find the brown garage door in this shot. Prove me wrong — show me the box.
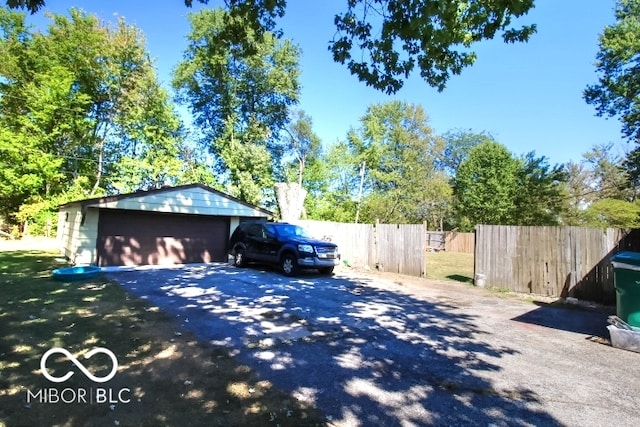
[97,209,230,266]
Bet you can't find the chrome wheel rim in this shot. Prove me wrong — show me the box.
[282,258,293,274]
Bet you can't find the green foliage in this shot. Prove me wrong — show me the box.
[561,146,640,227]
[438,129,495,176]
[330,0,536,93]
[8,0,537,94]
[175,141,219,189]
[560,161,594,226]
[305,140,359,222]
[583,143,631,200]
[279,110,333,219]
[584,198,640,228]
[513,152,567,226]
[0,8,187,234]
[623,147,640,198]
[346,101,449,224]
[453,142,566,230]
[5,0,45,13]
[453,141,520,230]
[584,0,640,142]
[283,110,322,186]
[173,7,300,205]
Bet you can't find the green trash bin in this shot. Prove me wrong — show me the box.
[611,251,640,327]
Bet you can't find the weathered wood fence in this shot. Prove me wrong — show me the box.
[475,225,640,304]
[426,232,445,250]
[294,220,426,277]
[445,232,475,253]
[425,231,475,253]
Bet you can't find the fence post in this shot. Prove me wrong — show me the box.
[423,221,428,277]
[374,219,380,270]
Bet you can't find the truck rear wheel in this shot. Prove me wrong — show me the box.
[234,247,247,267]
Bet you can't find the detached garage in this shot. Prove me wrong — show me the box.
[57,184,273,267]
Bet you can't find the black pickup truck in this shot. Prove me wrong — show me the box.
[228,221,340,276]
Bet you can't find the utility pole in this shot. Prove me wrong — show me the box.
[355,161,366,224]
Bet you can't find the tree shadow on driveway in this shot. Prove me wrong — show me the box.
[109,264,562,426]
[511,301,613,336]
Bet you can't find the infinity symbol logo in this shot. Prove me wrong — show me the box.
[40,347,118,383]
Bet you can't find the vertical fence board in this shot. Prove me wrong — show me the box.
[444,232,475,253]
[376,224,425,277]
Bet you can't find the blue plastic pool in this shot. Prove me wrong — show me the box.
[52,266,102,281]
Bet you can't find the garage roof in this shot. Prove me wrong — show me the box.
[58,183,274,217]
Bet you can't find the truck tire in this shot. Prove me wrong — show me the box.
[281,253,298,277]
[234,247,247,267]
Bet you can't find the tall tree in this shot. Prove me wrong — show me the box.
[9,0,537,94]
[0,8,183,232]
[282,110,321,187]
[452,142,566,230]
[584,0,640,142]
[560,161,594,225]
[307,140,359,222]
[453,141,520,230]
[513,152,567,226]
[437,129,495,176]
[347,101,447,223]
[173,7,300,205]
[583,143,631,200]
[0,9,79,221]
[36,9,184,195]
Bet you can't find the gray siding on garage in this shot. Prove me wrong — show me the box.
[96,209,230,266]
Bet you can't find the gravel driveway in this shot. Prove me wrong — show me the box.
[108,264,640,426]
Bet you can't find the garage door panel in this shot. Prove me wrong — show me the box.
[97,210,229,266]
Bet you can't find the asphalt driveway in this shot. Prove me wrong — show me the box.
[108,264,640,426]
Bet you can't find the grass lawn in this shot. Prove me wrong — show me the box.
[425,251,475,284]
[0,249,324,427]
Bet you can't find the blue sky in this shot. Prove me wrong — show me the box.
[26,0,625,166]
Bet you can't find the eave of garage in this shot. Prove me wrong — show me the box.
[58,183,275,217]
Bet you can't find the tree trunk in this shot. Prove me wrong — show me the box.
[90,138,104,196]
[274,182,307,222]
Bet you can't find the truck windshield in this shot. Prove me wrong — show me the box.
[272,224,312,239]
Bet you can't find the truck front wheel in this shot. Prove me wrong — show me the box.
[281,253,298,277]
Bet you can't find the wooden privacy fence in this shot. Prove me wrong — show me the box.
[445,232,475,253]
[294,220,426,277]
[425,231,475,253]
[426,232,445,250]
[475,225,640,304]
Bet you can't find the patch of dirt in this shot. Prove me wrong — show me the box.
[2,284,326,427]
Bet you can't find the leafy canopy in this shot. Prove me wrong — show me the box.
[453,141,566,230]
[584,0,640,142]
[0,8,187,231]
[8,0,536,94]
[173,7,301,205]
[346,101,448,224]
